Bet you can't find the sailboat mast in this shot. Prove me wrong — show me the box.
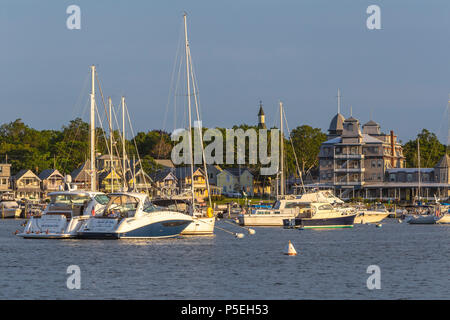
[90,65,96,192]
[122,96,127,191]
[418,139,421,201]
[109,97,114,193]
[184,13,196,206]
[280,101,284,196]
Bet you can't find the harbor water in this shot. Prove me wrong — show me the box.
[0,219,448,299]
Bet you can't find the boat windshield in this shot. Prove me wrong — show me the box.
[317,204,333,211]
[94,194,110,205]
[143,203,165,213]
[50,194,91,205]
[105,195,140,217]
[273,201,281,209]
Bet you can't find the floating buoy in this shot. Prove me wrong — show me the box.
[248,228,256,235]
[284,240,297,256]
[376,223,382,228]
[234,218,239,224]
[398,219,402,223]
[235,233,245,239]
[14,230,19,235]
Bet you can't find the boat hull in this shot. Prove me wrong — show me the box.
[16,215,90,239]
[181,217,215,235]
[77,213,193,239]
[406,215,438,224]
[354,212,390,224]
[285,214,356,229]
[238,213,297,226]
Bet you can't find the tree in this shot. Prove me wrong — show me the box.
[403,129,445,168]
[285,125,327,176]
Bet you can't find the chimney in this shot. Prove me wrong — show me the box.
[390,130,395,167]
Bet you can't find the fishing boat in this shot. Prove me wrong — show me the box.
[77,192,193,239]
[17,189,109,239]
[354,203,390,224]
[283,202,356,229]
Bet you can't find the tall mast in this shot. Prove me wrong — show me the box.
[122,96,126,191]
[108,96,114,193]
[184,13,196,206]
[418,139,421,201]
[280,101,284,197]
[90,65,96,192]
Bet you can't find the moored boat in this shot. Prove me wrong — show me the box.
[77,192,193,239]
[283,202,356,229]
[17,190,109,239]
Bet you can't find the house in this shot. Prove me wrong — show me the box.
[98,168,123,192]
[217,167,254,196]
[149,168,178,198]
[126,167,153,194]
[0,163,12,194]
[206,165,223,186]
[70,161,92,190]
[12,169,41,200]
[174,166,209,199]
[39,169,65,197]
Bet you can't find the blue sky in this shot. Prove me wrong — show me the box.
[1,0,450,143]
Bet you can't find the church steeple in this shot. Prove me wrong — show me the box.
[258,100,266,129]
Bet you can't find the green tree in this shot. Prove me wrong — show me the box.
[403,129,445,168]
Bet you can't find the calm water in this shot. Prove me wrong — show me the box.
[0,219,448,299]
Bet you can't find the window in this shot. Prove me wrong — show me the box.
[371,161,376,168]
[389,174,396,182]
[407,174,412,182]
[377,160,382,168]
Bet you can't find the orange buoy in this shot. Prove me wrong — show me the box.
[283,240,297,256]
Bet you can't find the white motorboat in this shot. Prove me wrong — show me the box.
[406,214,439,224]
[354,203,390,224]
[0,201,22,218]
[17,190,109,239]
[77,192,193,239]
[283,202,356,229]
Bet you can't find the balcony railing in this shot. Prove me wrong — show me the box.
[334,154,364,159]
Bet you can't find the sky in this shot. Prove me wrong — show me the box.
[1,0,450,144]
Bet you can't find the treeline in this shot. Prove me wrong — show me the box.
[0,118,446,177]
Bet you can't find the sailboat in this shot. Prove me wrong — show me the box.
[177,13,215,235]
[406,139,439,224]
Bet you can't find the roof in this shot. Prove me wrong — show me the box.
[38,169,64,180]
[70,161,90,180]
[174,166,204,179]
[363,120,379,127]
[258,103,265,116]
[108,192,149,203]
[345,116,359,123]
[14,169,41,181]
[435,154,450,168]
[221,167,253,177]
[328,113,345,132]
[149,168,176,182]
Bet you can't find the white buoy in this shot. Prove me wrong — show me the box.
[248,228,256,235]
[235,233,245,238]
[283,240,297,256]
[234,218,239,224]
[376,223,382,228]
[398,219,402,223]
